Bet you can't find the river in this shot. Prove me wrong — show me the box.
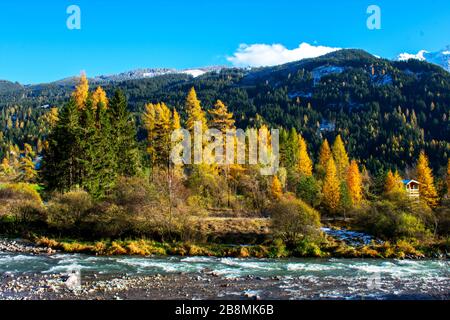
[0,251,448,300]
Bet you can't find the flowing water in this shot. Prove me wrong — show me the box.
[0,252,449,299]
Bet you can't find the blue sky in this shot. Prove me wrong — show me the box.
[1,0,450,84]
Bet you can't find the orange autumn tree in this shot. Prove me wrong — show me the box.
[346,160,363,207]
[416,151,438,207]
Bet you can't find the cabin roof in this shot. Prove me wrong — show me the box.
[402,179,420,185]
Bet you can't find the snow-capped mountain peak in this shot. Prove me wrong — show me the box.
[397,50,428,62]
[180,69,206,77]
[397,46,450,72]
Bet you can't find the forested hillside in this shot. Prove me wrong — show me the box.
[1,49,449,172]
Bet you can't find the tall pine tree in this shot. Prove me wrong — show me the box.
[109,90,140,177]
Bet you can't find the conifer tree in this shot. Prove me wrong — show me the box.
[41,99,82,191]
[332,135,349,180]
[109,90,140,177]
[172,109,181,130]
[72,73,89,109]
[91,86,108,110]
[286,128,299,169]
[271,175,283,199]
[322,157,341,214]
[447,159,450,196]
[41,107,59,128]
[0,157,12,178]
[185,87,207,131]
[79,101,113,197]
[346,160,363,206]
[17,143,37,183]
[318,139,332,173]
[279,129,289,168]
[297,135,312,176]
[208,100,235,133]
[416,151,438,207]
[171,108,184,177]
[143,103,156,172]
[384,170,404,195]
[153,102,172,167]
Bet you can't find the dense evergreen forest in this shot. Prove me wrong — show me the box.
[0,50,449,174]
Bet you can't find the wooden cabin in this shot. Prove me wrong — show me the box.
[402,179,420,198]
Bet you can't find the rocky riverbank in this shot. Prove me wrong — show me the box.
[0,271,286,300]
[0,239,56,255]
[1,269,449,300]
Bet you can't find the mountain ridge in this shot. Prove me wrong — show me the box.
[1,48,449,172]
[397,46,450,72]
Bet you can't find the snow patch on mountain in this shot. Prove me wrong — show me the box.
[312,65,344,85]
[180,69,206,77]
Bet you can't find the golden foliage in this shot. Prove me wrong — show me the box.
[297,135,313,176]
[185,87,207,131]
[322,157,341,213]
[271,175,283,199]
[72,72,89,109]
[332,135,349,180]
[384,170,404,195]
[91,86,108,110]
[208,99,235,133]
[416,151,438,207]
[318,139,332,170]
[346,160,363,206]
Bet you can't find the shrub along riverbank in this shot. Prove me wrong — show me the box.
[33,236,448,259]
[0,181,449,259]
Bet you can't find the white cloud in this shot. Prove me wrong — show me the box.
[227,42,341,67]
[397,50,428,61]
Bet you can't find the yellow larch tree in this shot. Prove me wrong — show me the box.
[208,99,238,206]
[153,103,172,167]
[384,170,405,195]
[318,139,332,170]
[297,135,313,176]
[171,108,184,177]
[91,86,108,110]
[0,157,12,179]
[271,175,283,200]
[208,100,235,133]
[416,151,438,207]
[143,103,157,171]
[346,160,363,207]
[322,157,341,214]
[185,87,207,132]
[72,72,89,109]
[332,135,349,180]
[172,109,181,130]
[41,107,59,128]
